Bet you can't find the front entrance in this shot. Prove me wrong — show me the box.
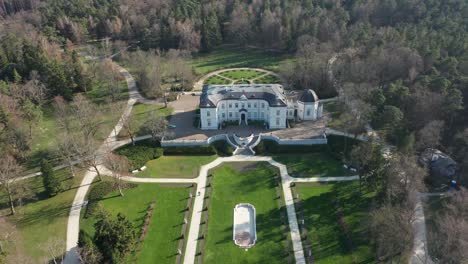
[239,110,248,125]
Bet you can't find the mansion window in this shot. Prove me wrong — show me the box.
[235,103,239,108]
[207,119,211,126]
[260,112,264,118]
[254,103,257,108]
[221,104,225,109]
[207,111,211,117]
[261,103,265,108]
[276,118,280,125]
[222,113,225,118]
[248,103,251,108]
[276,110,280,116]
[229,112,233,117]
[306,109,311,116]
[242,103,245,108]
[229,103,232,108]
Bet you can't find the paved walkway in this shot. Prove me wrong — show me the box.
[64,60,146,264]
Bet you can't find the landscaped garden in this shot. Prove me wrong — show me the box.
[137,155,217,178]
[200,162,291,264]
[294,182,375,264]
[80,181,192,264]
[218,69,265,80]
[203,68,282,86]
[273,153,354,177]
[204,75,231,85]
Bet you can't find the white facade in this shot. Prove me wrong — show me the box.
[200,85,322,130]
[200,99,287,129]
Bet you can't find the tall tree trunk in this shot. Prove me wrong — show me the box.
[68,159,75,177]
[93,164,102,181]
[118,178,124,197]
[8,191,15,215]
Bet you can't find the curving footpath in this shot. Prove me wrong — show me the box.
[64,61,155,263]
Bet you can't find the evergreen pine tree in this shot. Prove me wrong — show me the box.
[41,159,62,197]
[201,12,222,52]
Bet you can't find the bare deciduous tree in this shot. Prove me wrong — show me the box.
[370,203,415,262]
[0,155,22,215]
[144,110,168,141]
[104,153,129,196]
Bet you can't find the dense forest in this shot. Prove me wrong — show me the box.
[0,0,467,263]
[1,0,466,177]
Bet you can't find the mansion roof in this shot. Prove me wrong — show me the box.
[200,84,288,108]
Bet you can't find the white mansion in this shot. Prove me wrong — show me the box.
[199,84,323,130]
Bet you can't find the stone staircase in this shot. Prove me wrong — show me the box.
[230,134,258,156]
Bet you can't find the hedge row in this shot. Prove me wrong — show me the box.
[114,139,163,170]
[114,139,234,171]
[84,181,114,218]
[163,140,234,157]
[253,135,362,158]
[253,140,328,154]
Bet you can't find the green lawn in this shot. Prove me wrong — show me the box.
[80,181,191,264]
[205,75,231,85]
[273,153,354,177]
[203,162,289,264]
[137,155,217,178]
[218,69,265,80]
[191,45,292,75]
[0,168,84,261]
[254,74,281,84]
[296,182,375,264]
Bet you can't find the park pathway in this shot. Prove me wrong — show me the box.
[64,58,159,263]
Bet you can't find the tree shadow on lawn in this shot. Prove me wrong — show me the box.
[15,200,72,227]
[298,183,374,263]
[233,163,278,194]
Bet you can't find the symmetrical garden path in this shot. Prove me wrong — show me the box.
[193,67,280,91]
[53,51,434,264]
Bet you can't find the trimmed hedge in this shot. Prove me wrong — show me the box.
[163,145,216,155]
[211,140,234,157]
[253,135,362,159]
[84,181,114,218]
[253,139,328,154]
[114,139,163,170]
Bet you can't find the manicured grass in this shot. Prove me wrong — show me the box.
[254,74,281,84]
[191,45,292,75]
[205,75,231,85]
[273,153,354,177]
[0,169,84,261]
[203,162,289,264]
[296,182,375,264]
[80,181,191,264]
[137,155,217,178]
[218,69,265,80]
